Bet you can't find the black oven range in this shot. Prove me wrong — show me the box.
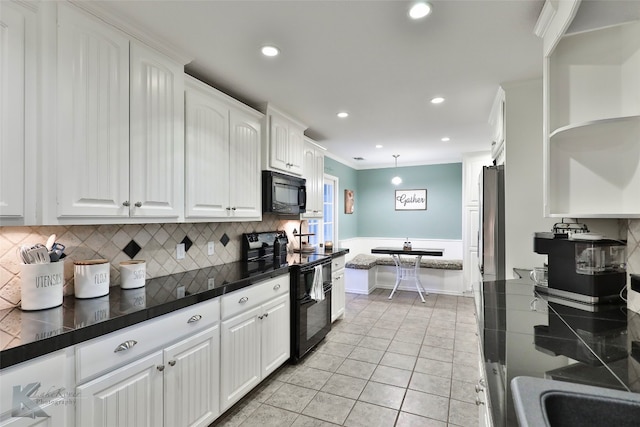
[241,231,332,363]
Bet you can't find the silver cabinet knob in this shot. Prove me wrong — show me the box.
[157,365,165,372]
[258,315,264,320]
[134,202,142,207]
[273,284,281,290]
[475,398,485,406]
[168,360,176,367]
[187,315,202,324]
[239,296,248,303]
[232,207,236,210]
[114,340,137,353]
[122,201,130,207]
[226,207,231,211]
[263,312,269,318]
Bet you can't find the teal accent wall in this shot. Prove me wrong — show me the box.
[324,157,462,240]
[357,163,462,239]
[324,157,358,239]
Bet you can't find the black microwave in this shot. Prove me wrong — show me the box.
[262,170,307,215]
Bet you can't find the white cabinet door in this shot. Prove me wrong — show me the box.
[76,351,164,427]
[269,114,290,172]
[164,326,220,427]
[260,294,290,378]
[220,306,262,411]
[331,270,346,323]
[56,4,130,218]
[287,125,304,176]
[0,351,71,427]
[0,4,25,219]
[301,142,324,218]
[229,108,261,219]
[130,41,184,219]
[184,86,230,218]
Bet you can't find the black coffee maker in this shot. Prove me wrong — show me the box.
[533,222,626,304]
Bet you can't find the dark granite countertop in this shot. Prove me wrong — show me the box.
[475,278,638,427]
[0,248,349,370]
[0,261,290,369]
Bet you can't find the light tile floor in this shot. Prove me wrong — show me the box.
[213,289,480,427]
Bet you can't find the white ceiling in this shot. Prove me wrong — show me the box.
[93,0,547,169]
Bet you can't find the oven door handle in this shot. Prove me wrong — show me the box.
[300,295,317,306]
[323,282,332,293]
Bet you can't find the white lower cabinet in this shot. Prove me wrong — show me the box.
[220,275,290,411]
[75,299,220,427]
[331,256,346,322]
[0,350,73,427]
[76,351,164,427]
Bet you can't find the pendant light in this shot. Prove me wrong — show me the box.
[391,154,402,185]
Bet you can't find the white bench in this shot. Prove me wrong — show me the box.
[345,254,464,296]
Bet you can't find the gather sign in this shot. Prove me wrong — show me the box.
[395,189,427,211]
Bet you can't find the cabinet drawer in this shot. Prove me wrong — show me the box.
[332,256,345,272]
[221,274,289,320]
[76,298,219,383]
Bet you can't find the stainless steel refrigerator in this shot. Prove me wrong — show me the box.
[478,165,505,281]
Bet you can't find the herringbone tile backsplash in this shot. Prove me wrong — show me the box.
[0,217,295,309]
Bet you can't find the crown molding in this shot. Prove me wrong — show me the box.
[68,0,192,65]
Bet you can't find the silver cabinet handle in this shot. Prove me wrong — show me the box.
[226,207,231,211]
[232,207,237,210]
[273,284,281,290]
[134,202,142,208]
[479,378,486,387]
[530,298,538,311]
[122,201,130,207]
[258,315,264,319]
[168,360,176,367]
[187,315,202,324]
[475,384,483,393]
[475,398,485,406]
[264,312,269,318]
[157,365,165,372]
[239,296,248,303]
[114,340,137,353]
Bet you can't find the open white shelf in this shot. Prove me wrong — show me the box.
[545,19,640,218]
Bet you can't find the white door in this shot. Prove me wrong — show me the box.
[287,125,304,175]
[220,306,262,411]
[269,114,290,172]
[56,4,130,218]
[331,271,345,322]
[184,87,230,218]
[260,294,290,378]
[229,108,261,219]
[129,41,184,219]
[164,326,220,427]
[76,351,163,427]
[0,5,25,219]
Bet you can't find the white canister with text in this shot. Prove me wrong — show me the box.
[74,259,110,299]
[119,260,146,289]
[20,262,64,311]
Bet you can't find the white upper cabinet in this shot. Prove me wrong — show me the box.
[185,76,262,221]
[0,2,35,224]
[262,104,306,176]
[228,108,262,219]
[56,4,130,219]
[538,0,640,217]
[54,4,185,223]
[301,139,325,219]
[130,42,184,219]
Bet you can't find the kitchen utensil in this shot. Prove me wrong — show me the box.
[19,244,50,264]
[45,234,57,251]
[48,242,66,262]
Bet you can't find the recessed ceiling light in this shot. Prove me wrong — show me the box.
[337,112,349,118]
[430,97,445,104]
[409,2,432,19]
[261,45,279,57]
[376,144,383,148]
[441,137,450,142]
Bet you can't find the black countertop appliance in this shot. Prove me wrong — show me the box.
[533,231,626,304]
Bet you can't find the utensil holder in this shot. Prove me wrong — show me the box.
[119,260,146,289]
[20,262,64,311]
[74,259,110,299]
